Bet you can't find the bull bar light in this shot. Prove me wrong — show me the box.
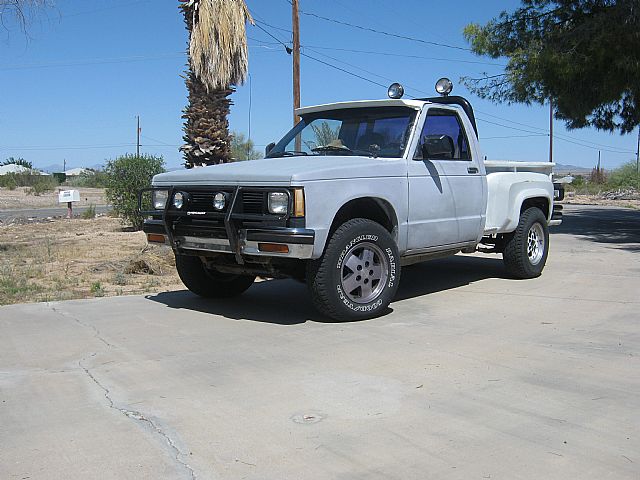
[152,189,168,210]
[268,192,289,215]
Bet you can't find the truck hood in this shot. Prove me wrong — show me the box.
[152,155,404,186]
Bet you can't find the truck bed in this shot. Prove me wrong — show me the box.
[484,160,554,175]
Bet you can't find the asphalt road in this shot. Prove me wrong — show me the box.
[1,204,638,479]
[0,205,111,222]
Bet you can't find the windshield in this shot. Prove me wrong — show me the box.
[267,106,417,159]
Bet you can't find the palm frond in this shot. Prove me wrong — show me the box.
[184,0,253,91]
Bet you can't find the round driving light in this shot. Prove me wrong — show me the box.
[173,192,185,209]
[213,192,226,211]
[435,77,453,96]
[387,82,405,99]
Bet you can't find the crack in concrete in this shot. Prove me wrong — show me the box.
[79,354,196,480]
[48,303,115,348]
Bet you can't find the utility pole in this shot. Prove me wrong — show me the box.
[247,73,252,160]
[636,127,639,189]
[136,115,141,157]
[549,99,554,163]
[292,0,301,126]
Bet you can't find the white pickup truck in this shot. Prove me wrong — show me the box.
[141,79,562,320]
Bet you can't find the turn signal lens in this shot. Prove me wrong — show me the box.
[258,243,289,254]
[147,233,166,244]
[293,188,305,217]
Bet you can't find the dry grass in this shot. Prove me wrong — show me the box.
[0,216,183,306]
[563,192,640,210]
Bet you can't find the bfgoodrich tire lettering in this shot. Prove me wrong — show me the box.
[175,254,255,298]
[503,207,550,279]
[307,218,400,321]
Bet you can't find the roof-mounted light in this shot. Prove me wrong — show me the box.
[387,82,405,99]
[435,77,453,97]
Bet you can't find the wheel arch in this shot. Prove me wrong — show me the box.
[521,196,551,220]
[328,197,399,242]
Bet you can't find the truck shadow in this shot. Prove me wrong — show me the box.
[553,205,640,252]
[145,255,508,324]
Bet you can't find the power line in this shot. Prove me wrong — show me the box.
[304,45,506,67]
[482,134,550,139]
[300,52,388,90]
[253,21,291,52]
[295,7,471,52]
[553,136,635,155]
[0,53,185,71]
[476,117,548,136]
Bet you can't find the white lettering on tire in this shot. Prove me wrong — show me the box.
[336,234,378,269]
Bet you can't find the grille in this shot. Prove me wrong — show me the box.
[241,191,265,214]
[189,192,214,211]
[179,189,266,214]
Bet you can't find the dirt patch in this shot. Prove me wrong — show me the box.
[563,191,640,209]
[0,187,107,210]
[0,216,183,306]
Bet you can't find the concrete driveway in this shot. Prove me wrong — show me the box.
[1,205,638,479]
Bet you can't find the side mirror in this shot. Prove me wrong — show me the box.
[421,135,455,160]
[265,142,276,157]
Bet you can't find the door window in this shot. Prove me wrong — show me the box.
[414,109,471,160]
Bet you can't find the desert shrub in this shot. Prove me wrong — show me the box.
[607,161,640,189]
[105,154,165,230]
[0,174,18,190]
[65,170,109,188]
[26,176,59,196]
[82,204,96,219]
[90,281,105,297]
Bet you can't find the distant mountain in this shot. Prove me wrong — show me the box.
[554,163,592,174]
[40,163,64,173]
[40,162,105,173]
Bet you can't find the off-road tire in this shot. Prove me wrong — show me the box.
[306,218,400,321]
[175,254,255,298]
[503,207,549,279]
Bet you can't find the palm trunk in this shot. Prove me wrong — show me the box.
[181,70,234,167]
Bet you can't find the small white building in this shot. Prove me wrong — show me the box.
[0,164,31,175]
[64,168,92,176]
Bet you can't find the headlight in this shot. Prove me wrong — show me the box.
[152,189,168,210]
[268,192,289,215]
[213,192,226,211]
[173,192,185,209]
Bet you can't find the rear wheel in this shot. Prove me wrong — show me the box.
[502,207,549,279]
[306,218,400,321]
[175,254,255,298]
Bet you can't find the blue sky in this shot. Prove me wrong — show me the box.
[0,0,637,171]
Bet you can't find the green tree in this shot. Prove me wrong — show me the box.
[463,0,640,133]
[311,121,340,147]
[231,132,261,161]
[179,0,253,168]
[105,154,165,230]
[2,157,32,169]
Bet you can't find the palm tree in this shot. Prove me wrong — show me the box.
[179,0,253,168]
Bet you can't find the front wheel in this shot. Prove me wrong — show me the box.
[502,207,549,279]
[175,254,255,298]
[306,219,400,321]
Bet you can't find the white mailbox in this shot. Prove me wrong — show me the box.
[58,189,80,203]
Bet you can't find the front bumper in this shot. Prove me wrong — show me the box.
[143,219,315,259]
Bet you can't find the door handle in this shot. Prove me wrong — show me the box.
[467,166,479,174]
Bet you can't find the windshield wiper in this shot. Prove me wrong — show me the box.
[312,145,376,157]
[266,150,309,158]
